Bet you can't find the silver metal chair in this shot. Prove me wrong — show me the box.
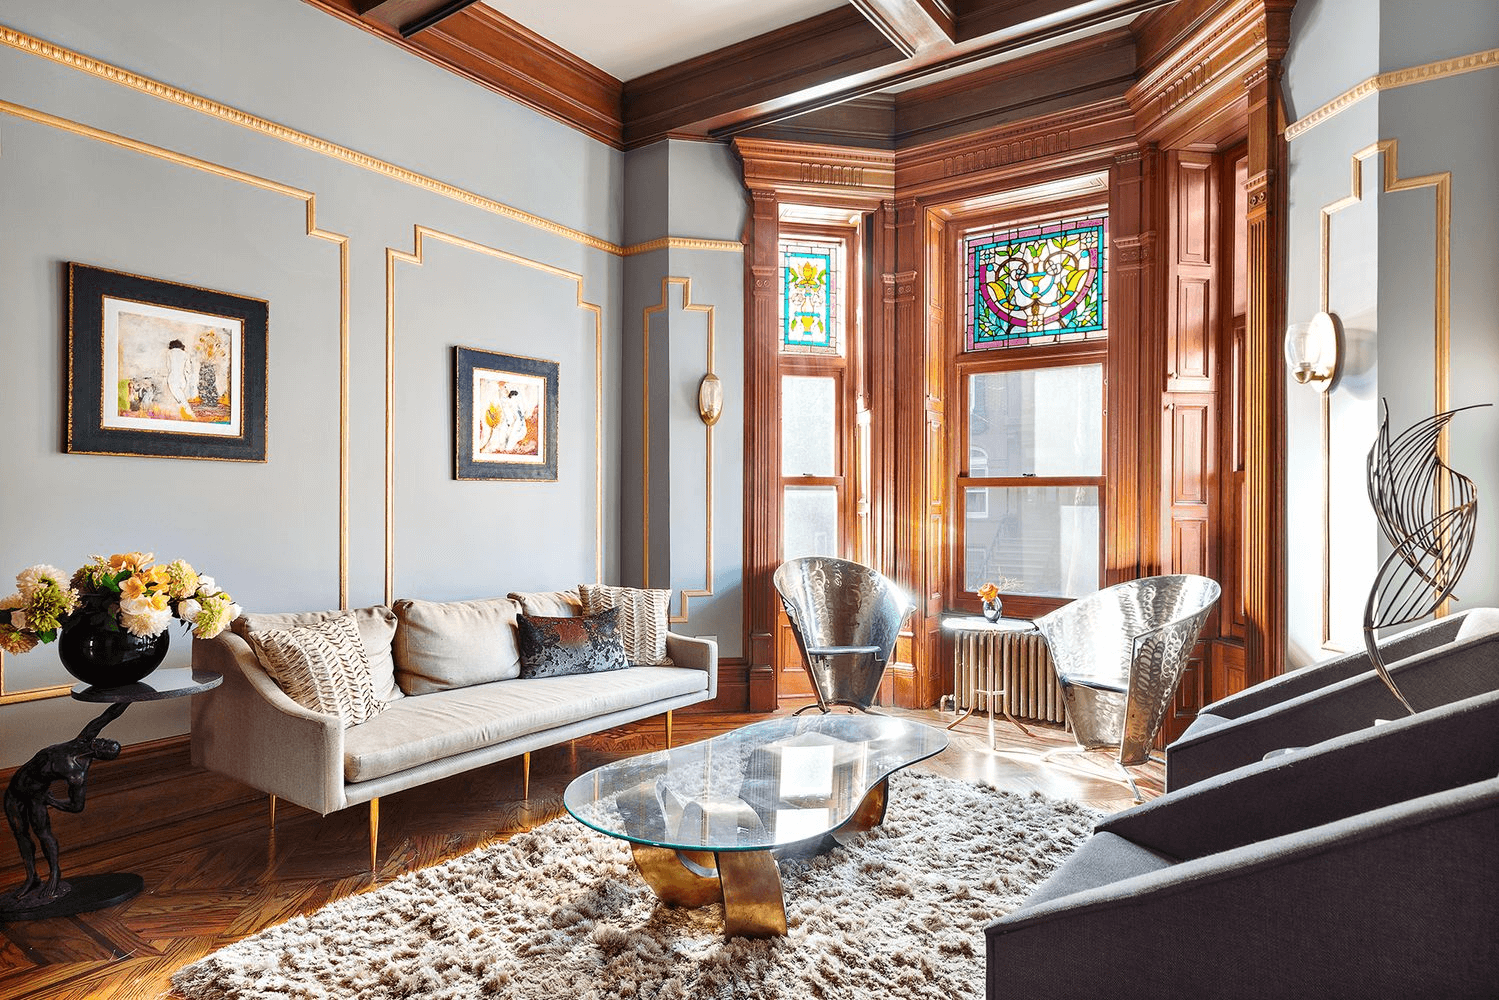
[773,557,915,714]
[1034,574,1220,800]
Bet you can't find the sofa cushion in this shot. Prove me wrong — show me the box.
[234,605,402,703]
[342,666,708,783]
[508,588,582,618]
[516,609,628,678]
[579,583,672,666]
[249,616,387,729]
[391,596,523,695]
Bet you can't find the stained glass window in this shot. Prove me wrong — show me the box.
[965,215,1108,351]
[780,237,843,354]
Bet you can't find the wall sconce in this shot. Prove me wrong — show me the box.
[1284,311,1342,392]
[697,372,723,426]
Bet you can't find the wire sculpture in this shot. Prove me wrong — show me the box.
[1363,400,1490,713]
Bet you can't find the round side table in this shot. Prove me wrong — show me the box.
[0,667,221,922]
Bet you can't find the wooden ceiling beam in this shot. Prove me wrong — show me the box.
[850,0,959,56]
[351,0,479,36]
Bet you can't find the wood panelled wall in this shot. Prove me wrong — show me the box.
[736,0,1293,721]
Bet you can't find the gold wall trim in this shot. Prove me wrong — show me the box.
[642,277,717,624]
[1318,138,1451,647]
[1286,47,1499,141]
[0,99,351,702]
[385,226,605,603]
[0,24,742,260]
[625,237,744,256]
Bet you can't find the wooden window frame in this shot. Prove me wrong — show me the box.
[951,327,1109,621]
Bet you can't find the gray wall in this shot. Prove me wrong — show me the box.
[1283,0,1499,665]
[0,0,752,767]
[620,140,748,657]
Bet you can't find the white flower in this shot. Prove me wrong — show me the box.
[196,576,220,597]
[0,592,23,611]
[16,565,69,600]
[119,594,173,637]
[9,610,25,631]
[178,598,203,622]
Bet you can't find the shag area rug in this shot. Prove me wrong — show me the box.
[173,772,1098,1000]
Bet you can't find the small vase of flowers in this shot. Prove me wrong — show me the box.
[977,581,1004,622]
[0,553,240,687]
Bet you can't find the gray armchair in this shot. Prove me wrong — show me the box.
[773,557,914,713]
[986,688,1499,999]
[1033,574,1220,799]
[1166,607,1499,791]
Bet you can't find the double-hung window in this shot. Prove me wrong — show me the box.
[956,213,1108,614]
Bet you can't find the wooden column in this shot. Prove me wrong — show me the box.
[887,197,924,707]
[743,187,781,712]
[1242,62,1288,686]
[1107,145,1162,584]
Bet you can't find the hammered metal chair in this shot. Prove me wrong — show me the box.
[1034,574,1220,800]
[773,557,915,714]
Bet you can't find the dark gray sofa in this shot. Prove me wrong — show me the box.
[985,688,1499,999]
[1165,607,1499,790]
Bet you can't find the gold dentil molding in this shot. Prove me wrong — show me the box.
[0,24,742,259]
[1286,47,1499,141]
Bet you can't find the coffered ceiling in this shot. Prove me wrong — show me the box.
[305,0,1203,149]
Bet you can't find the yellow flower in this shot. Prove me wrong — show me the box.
[109,552,153,572]
[119,575,150,600]
[138,565,172,589]
[977,582,1000,602]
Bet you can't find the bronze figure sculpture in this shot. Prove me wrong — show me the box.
[2,702,126,910]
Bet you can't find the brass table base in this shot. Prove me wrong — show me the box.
[628,777,891,938]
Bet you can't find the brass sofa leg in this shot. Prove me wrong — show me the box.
[269,794,277,832]
[369,797,379,877]
[522,752,531,800]
[665,709,674,749]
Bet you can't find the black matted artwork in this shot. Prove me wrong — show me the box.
[454,346,559,481]
[66,263,268,462]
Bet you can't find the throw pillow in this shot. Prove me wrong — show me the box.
[507,588,583,618]
[234,606,402,704]
[391,596,524,694]
[578,583,672,666]
[515,608,628,678]
[247,615,386,728]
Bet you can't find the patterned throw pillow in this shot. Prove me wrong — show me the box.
[248,615,386,728]
[578,583,671,666]
[515,608,628,678]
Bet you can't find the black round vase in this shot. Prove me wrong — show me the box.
[56,623,169,687]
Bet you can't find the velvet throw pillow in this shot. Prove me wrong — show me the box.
[578,583,672,666]
[515,608,628,678]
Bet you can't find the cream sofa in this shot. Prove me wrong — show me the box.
[189,589,717,869]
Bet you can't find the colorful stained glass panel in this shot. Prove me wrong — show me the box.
[780,238,842,353]
[965,216,1108,351]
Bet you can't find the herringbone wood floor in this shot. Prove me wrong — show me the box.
[0,707,1161,999]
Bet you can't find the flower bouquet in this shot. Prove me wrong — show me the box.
[0,552,240,660]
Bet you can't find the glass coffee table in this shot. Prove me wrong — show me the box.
[563,713,946,937]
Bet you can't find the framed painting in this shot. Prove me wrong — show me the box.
[66,263,268,461]
[454,346,559,481]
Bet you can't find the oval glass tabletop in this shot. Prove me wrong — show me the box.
[564,714,947,853]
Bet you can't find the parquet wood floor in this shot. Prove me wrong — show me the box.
[0,707,1161,999]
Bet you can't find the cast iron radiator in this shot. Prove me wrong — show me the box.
[952,628,1066,724]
